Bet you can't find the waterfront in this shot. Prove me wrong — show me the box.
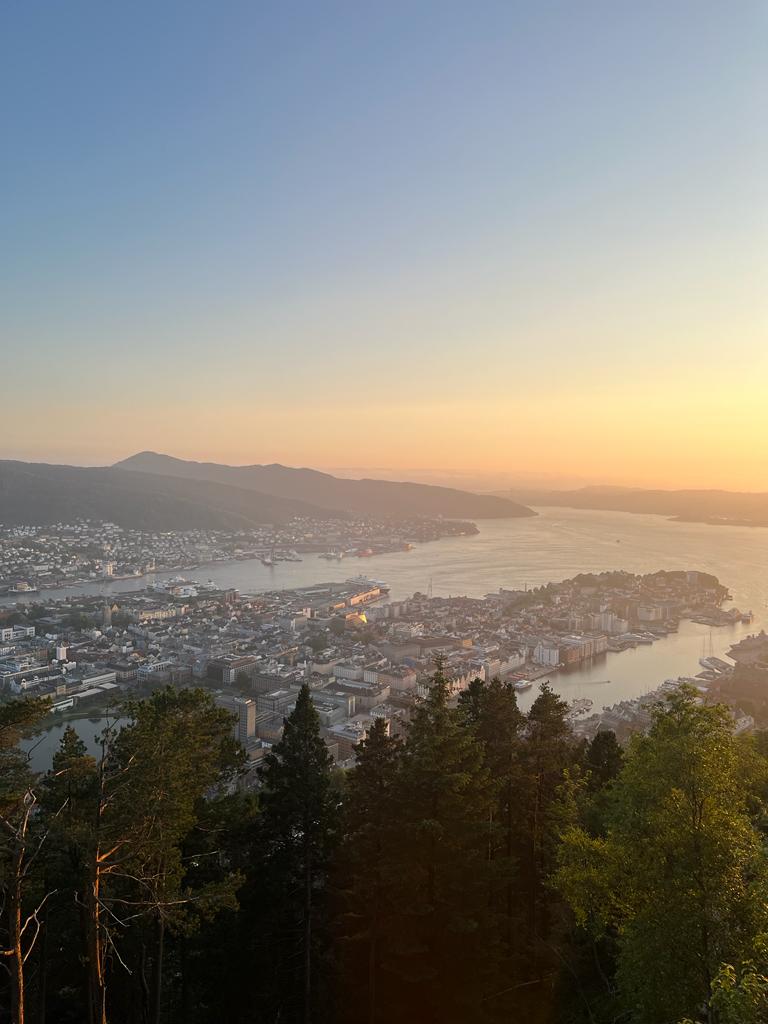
[11,506,768,752]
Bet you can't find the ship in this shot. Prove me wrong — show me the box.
[347,576,391,595]
[568,698,594,716]
[513,679,533,692]
[9,582,38,593]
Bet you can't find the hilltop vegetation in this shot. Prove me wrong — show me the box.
[3,674,768,1022]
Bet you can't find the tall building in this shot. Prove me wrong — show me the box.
[216,695,257,747]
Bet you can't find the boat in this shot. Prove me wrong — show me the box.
[513,679,533,692]
[347,576,391,594]
[568,698,594,716]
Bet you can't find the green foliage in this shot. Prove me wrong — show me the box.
[583,729,623,790]
[709,950,768,1024]
[456,675,485,724]
[335,718,402,1023]
[254,684,339,1023]
[555,686,768,1023]
[379,663,495,1022]
[5,676,768,1024]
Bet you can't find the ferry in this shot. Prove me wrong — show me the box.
[10,582,38,593]
[513,679,533,692]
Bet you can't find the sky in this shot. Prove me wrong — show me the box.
[2,1,766,490]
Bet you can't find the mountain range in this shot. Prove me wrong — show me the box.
[0,454,534,530]
[502,485,768,527]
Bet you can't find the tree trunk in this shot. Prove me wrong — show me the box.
[36,898,48,1024]
[304,845,312,1024]
[367,927,377,1024]
[87,854,108,1024]
[9,852,25,1024]
[180,933,189,1024]
[153,916,165,1024]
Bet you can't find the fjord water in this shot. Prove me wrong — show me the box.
[10,508,768,721]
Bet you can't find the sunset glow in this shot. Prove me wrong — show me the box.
[3,1,767,489]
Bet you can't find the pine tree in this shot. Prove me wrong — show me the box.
[473,678,524,992]
[517,682,575,950]
[256,684,338,1024]
[456,676,485,726]
[107,687,242,1023]
[583,730,623,791]
[335,718,402,1024]
[37,725,99,1024]
[383,663,494,1023]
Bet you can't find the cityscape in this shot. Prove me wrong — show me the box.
[2,559,759,767]
[0,516,478,594]
[3,2,766,1022]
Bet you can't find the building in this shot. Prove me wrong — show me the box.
[216,695,257,747]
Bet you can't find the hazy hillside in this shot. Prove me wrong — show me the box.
[115,452,535,519]
[503,485,768,526]
[0,461,327,529]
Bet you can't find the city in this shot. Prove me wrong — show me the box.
[0,516,478,594]
[3,561,758,775]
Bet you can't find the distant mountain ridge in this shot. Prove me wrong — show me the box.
[114,452,535,520]
[502,484,768,527]
[0,455,534,530]
[0,461,331,530]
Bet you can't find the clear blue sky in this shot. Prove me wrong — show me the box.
[2,2,766,487]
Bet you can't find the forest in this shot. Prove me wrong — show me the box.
[2,668,768,1024]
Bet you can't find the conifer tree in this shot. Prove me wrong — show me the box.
[474,679,523,968]
[583,729,623,791]
[517,682,575,950]
[256,684,338,1024]
[38,725,99,1024]
[335,718,401,1024]
[109,687,242,1023]
[456,676,485,725]
[383,662,494,1023]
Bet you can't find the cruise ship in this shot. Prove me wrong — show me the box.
[347,576,391,594]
